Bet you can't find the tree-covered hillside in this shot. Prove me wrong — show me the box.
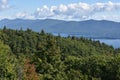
[0,27,120,80]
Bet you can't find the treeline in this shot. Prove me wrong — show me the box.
[0,27,120,80]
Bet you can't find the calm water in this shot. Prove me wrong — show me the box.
[52,33,120,48]
[94,39,120,48]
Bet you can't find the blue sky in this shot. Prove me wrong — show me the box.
[0,0,120,22]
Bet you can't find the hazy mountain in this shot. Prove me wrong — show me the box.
[0,19,120,38]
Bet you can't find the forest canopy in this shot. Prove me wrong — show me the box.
[0,27,120,80]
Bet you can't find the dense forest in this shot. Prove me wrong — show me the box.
[0,27,120,80]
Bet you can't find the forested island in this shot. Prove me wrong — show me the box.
[0,27,120,80]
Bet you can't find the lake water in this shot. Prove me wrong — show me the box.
[52,33,120,48]
[94,39,120,48]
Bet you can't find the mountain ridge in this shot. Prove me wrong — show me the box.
[0,19,120,38]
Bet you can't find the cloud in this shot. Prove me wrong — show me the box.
[15,12,35,19]
[0,0,9,11]
[11,1,120,22]
[33,1,120,21]
[89,14,120,22]
[93,1,120,12]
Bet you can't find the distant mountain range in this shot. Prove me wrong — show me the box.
[0,19,120,39]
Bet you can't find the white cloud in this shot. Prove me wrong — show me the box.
[33,1,120,21]
[90,14,120,22]
[0,0,9,11]
[10,1,120,22]
[15,12,35,19]
[93,1,120,12]
[34,5,54,18]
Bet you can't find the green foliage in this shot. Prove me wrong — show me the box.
[0,41,17,79]
[0,28,120,80]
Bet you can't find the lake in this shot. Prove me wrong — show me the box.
[52,33,120,48]
[94,39,120,48]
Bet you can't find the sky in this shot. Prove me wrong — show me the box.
[0,0,120,22]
